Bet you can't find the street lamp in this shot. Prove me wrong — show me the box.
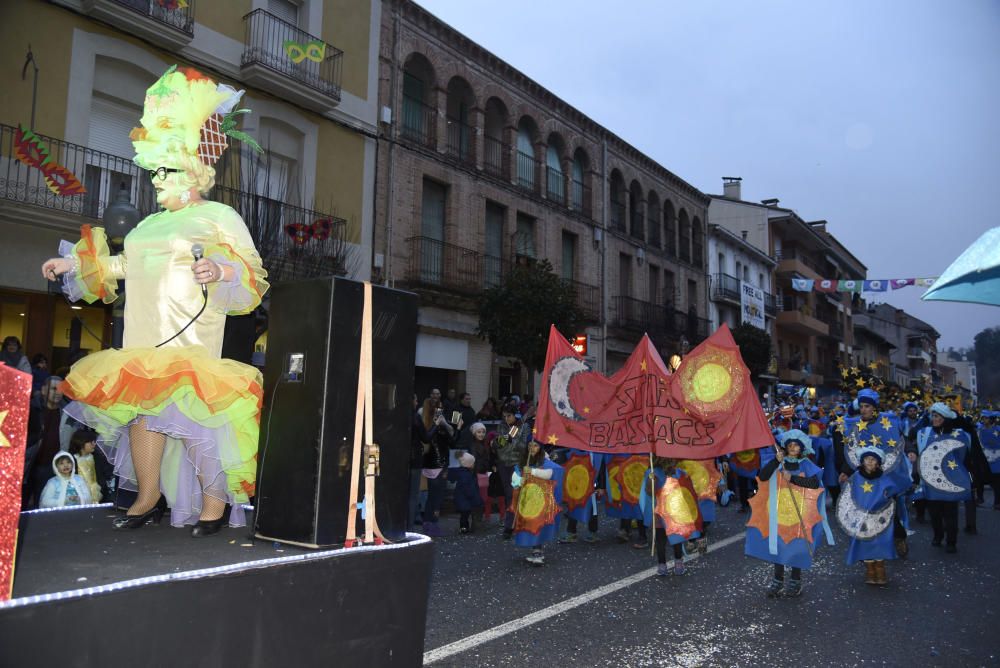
[103,182,141,349]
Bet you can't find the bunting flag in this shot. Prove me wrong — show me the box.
[789,276,937,292]
[535,323,773,459]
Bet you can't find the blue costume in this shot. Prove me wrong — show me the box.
[917,427,973,502]
[838,451,906,565]
[512,457,565,548]
[978,419,1000,476]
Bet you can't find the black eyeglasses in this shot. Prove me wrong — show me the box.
[148,167,184,181]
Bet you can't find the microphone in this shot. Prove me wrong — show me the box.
[192,243,207,295]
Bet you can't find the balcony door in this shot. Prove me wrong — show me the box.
[484,202,504,287]
[420,179,446,283]
[86,95,155,220]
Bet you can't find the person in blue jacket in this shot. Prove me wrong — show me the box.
[916,403,973,554]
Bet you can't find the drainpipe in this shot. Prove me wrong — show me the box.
[382,3,401,286]
[601,137,608,373]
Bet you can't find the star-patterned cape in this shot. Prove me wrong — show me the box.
[841,470,904,564]
[979,426,1000,475]
[745,458,832,569]
[842,413,912,492]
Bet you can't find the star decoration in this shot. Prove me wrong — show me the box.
[640,359,647,372]
[841,368,850,379]
[887,439,897,449]
[857,438,868,447]
[850,366,860,375]
[0,409,9,447]
[531,426,537,435]
[546,434,559,445]
[946,459,958,470]
[880,417,892,430]
[857,421,868,432]
[583,407,590,414]
[870,434,882,446]
[944,385,953,394]
[868,361,879,371]
[861,481,874,493]
[951,429,962,437]
[856,378,866,388]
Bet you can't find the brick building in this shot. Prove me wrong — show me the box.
[374,0,710,402]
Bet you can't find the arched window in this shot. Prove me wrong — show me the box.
[678,209,691,263]
[516,118,538,192]
[692,217,703,268]
[663,200,677,257]
[445,77,475,165]
[545,133,565,203]
[483,97,508,178]
[629,180,644,240]
[401,54,435,147]
[609,170,626,232]
[571,148,589,214]
[647,191,661,248]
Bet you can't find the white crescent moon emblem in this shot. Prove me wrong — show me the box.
[845,434,900,472]
[918,438,968,494]
[836,481,895,540]
[984,448,1000,464]
[548,356,591,421]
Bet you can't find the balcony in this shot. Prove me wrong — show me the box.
[609,199,626,233]
[241,9,343,113]
[764,292,777,317]
[908,347,932,363]
[570,179,592,220]
[776,299,829,337]
[0,122,158,232]
[482,136,508,179]
[710,273,741,304]
[515,151,540,194]
[775,247,822,280]
[613,295,653,332]
[563,278,600,322]
[630,211,645,241]
[77,0,194,50]
[401,96,437,149]
[445,117,475,167]
[546,167,566,205]
[612,298,711,346]
[777,357,825,386]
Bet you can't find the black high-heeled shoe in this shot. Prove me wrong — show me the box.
[113,494,167,530]
[191,504,231,537]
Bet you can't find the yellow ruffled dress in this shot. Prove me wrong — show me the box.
[59,200,268,527]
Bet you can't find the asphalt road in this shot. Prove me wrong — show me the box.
[421,494,1000,667]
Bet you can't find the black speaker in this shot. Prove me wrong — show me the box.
[254,277,417,548]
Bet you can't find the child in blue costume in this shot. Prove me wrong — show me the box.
[640,457,702,576]
[838,448,905,585]
[746,429,832,598]
[978,411,1000,509]
[558,449,604,544]
[512,440,564,565]
[916,403,972,553]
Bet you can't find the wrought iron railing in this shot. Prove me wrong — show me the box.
[570,179,592,219]
[242,9,343,99]
[678,230,691,262]
[611,297,711,345]
[401,96,436,148]
[0,122,158,221]
[774,246,823,274]
[563,278,600,321]
[483,135,508,179]
[609,199,626,232]
[445,116,475,166]
[764,291,777,317]
[546,167,565,204]
[516,150,540,193]
[630,210,644,240]
[111,0,195,35]
[711,273,741,302]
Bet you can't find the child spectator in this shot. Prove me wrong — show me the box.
[39,451,93,508]
[69,428,112,503]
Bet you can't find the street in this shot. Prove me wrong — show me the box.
[422,497,999,667]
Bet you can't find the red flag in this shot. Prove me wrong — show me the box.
[535,324,772,458]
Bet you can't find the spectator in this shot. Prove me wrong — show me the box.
[30,353,51,408]
[421,399,454,536]
[443,388,458,414]
[39,451,93,508]
[2,336,31,374]
[26,376,67,508]
[477,397,501,421]
[451,421,488,533]
[69,428,112,503]
[409,394,430,530]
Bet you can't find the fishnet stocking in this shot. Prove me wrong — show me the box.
[198,475,226,522]
[127,418,165,516]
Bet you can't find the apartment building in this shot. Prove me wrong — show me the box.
[374,0,710,400]
[0,0,379,367]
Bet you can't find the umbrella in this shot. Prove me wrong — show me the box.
[922,227,1000,307]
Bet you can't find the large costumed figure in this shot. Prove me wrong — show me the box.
[916,403,973,553]
[745,429,833,598]
[42,65,268,536]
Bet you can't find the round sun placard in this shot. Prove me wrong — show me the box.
[620,456,649,505]
[563,454,595,511]
[677,345,746,418]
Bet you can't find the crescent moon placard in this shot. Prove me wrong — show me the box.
[548,356,591,421]
[836,481,895,540]
[919,438,968,494]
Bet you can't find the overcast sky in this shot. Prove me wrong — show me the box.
[414,0,1000,350]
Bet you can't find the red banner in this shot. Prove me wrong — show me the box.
[535,324,772,458]
[0,365,31,601]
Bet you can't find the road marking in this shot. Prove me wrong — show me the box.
[423,530,747,665]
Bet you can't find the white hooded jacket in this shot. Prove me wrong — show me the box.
[39,452,94,508]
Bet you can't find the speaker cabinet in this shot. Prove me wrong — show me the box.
[254,277,417,548]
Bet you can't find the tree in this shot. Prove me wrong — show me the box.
[730,322,772,381]
[974,327,1000,405]
[477,259,585,389]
